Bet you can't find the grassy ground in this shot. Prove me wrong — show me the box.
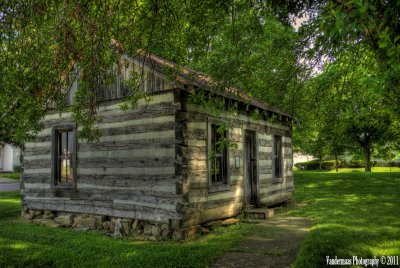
[0,191,252,267]
[328,167,400,173]
[0,172,21,180]
[1,169,399,267]
[282,170,400,268]
[293,166,400,173]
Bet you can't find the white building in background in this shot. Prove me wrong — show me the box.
[293,153,316,165]
[0,144,21,172]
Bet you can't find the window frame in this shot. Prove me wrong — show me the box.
[207,120,230,193]
[51,123,77,189]
[272,135,283,183]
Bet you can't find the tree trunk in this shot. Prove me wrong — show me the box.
[364,146,372,172]
[319,157,323,170]
[335,153,339,172]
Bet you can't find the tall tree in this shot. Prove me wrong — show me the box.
[1,1,307,145]
[268,0,400,113]
[0,1,232,144]
[302,45,395,172]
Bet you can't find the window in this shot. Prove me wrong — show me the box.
[210,124,228,185]
[52,125,76,186]
[273,135,283,180]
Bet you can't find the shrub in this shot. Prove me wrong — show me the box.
[13,165,23,173]
[295,160,341,171]
[347,159,375,168]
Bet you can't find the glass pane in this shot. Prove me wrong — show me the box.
[210,124,228,184]
[59,158,72,183]
[215,156,222,183]
[68,131,73,154]
[62,132,67,153]
[56,130,74,184]
[274,136,282,178]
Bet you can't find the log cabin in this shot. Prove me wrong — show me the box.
[21,53,294,238]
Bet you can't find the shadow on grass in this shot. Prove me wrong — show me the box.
[282,172,400,268]
[0,219,251,267]
[0,191,252,268]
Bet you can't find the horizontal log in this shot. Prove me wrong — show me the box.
[78,148,174,159]
[22,173,182,186]
[99,103,178,123]
[187,122,206,129]
[258,166,272,174]
[25,141,51,149]
[258,133,272,140]
[77,166,175,176]
[259,139,272,147]
[24,168,51,174]
[259,146,272,153]
[77,181,178,194]
[78,156,179,169]
[258,173,272,181]
[38,105,177,139]
[258,192,293,206]
[187,139,206,147]
[78,137,176,151]
[184,202,242,227]
[188,187,243,203]
[230,133,242,143]
[183,128,207,140]
[101,121,175,137]
[24,147,51,157]
[24,184,183,200]
[34,122,178,145]
[259,183,282,195]
[99,129,175,143]
[258,160,272,166]
[24,198,182,222]
[22,174,51,183]
[77,174,180,186]
[24,159,51,170]
[98,114,175,130]
[24,165,176,176]
[180,146,207,160]
[259,152,272,160]
[43,92,175,120]
[185,105,290,133]
[186,196,242,210]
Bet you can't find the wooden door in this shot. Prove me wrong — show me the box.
[244,130,257,205]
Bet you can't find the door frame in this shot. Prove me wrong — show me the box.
[243,129,258,206]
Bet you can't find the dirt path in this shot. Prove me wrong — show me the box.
[212,217,311,268]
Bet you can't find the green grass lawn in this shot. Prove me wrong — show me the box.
[0,191,252,267]
[328,167,400,173]
[0,172,21,180]
[293,166,400,173]
[1,170,399,267]
[282,170,400,268]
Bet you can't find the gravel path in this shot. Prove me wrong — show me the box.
[0,177,20,192]
[212,216,311,268]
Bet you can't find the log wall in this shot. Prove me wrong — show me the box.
[23,90,184,224]
[23,88,294,229]
[179,101,294,227]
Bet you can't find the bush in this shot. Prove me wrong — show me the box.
[347,159,375,168]
[13,165,23,173]
[295,160,341,171]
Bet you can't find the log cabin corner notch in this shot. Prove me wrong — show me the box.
[22,53,295,237]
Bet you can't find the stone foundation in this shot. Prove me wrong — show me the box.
[21,209,239,240]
